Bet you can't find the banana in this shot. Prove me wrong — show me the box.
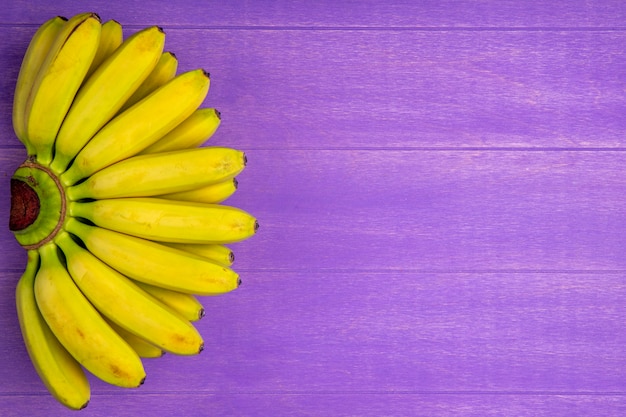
[56,231,204,355]
[118,51,178,113]
[141,107,221,154]
[34,242,146,388]
[85,19,123,79]
[70,197,258,244]
[51,25,165,174]
[66,147,246,200]
[64,218,240,295]
[25,12,101,165]
[134,281,205,322]
[12,15,67,154]
[104,318,164,359]
[159,178,239,204]
[163,242,235,267]
[16,250,90,410]
[61,68,210,186]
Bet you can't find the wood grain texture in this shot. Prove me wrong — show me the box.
[1,0,626,416]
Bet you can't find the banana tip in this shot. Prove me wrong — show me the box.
[254,220,259,233]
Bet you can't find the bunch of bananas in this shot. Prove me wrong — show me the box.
[8,12,257,409]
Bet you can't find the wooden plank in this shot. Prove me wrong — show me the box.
[4,148,626,272]
[1,392,626,417]
[2,0,626,28]
[3,27,626,149]
[1,270,625,396]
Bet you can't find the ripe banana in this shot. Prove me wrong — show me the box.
[118,51,178,113]
[64,218,240,295]
[16,250,90,410]
[159,178,239,204]
[9,12,258,408]
[141,107,221,154]
[12,15,67,154]
[61,68,210,185]
[163,242,235,267]
[56,230,204,355]
[70,197,258,244]
[51,25,165,174]
[66,147,246,200]
[85,19,123,79]
[34,242,146,388]
[25,12,101,165]
[134,281,206,322]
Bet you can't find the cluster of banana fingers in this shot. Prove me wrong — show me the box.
[9,12,257,409]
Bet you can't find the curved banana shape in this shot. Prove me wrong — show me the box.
[104,318,164,359]
[85,19,123,79]
[141,107,221,154]
[118,51,178,113]
[65,218,240,295]
[159,178,238,204]
[56,231,204,355]
[134,281,205,322]
[51,25,165,174]
[12,15,67,153]
[25,12,101,165]
[34,242,146,388]
[163,242,235,267]
[16,250,90,410]
[61,68,210,186]
[70,197,258,244]
[66,147,246,200]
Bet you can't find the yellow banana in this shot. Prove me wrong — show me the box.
[61,68,210,186]
[163,242,234,267]
[70,197,258,244]
[66,147,246,200]
[134,281,205,322]
[64,218,240,295]
[56,231,204,355]
[51,25,165,174]
[34,242,145,388]
[16,250,90,410]
[141,107,221,154]
[85,19,123,79]
[159,178,239,204]
[104,318,164,359]
[118,51,178,113]
[12,15,67,154]
[25,12,101,165]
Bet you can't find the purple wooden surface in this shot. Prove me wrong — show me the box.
[2,1,626,416]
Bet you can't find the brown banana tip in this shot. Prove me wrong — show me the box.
[168,51,177,59]
[254,220,260,233]
[237,277,243,287]
[199,308,206,320]
[243,153,247,166]
[91,13,101,22]
[59,16,68,21]
[215,108,221,120]
[79,400,89,410]
[232,178,238,189]
[138,377,146,387]
[157,26,166,34]
[229,250,235,263]
[202,69,211,79]
[198,342,205,354]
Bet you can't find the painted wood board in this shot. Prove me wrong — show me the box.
[1,1,625,416]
